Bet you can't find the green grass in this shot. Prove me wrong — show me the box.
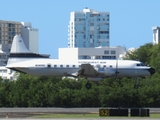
[150,113,160,118]
[33,113,99,118]
[32,113,160,118]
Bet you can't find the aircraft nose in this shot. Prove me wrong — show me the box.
[148,68,156,75]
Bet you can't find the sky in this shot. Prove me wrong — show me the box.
[0,0,159,58]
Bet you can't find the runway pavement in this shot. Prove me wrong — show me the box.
[0,108,159,119]
[1,118,159,120]
[0,108,160,113]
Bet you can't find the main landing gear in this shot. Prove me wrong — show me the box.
[85,82,92,89]
[134,77,139,89]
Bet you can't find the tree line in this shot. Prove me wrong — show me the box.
[0,42,160,107]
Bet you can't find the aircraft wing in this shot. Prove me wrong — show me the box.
[78,64,98,77]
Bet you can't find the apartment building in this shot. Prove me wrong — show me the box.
[152,26,160,44]
[68,8,110,48]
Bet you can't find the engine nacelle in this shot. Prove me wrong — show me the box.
[87,77,103,81]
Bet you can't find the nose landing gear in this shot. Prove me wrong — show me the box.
[85,82,92,89]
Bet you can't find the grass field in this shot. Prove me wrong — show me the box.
[32,113,160,118]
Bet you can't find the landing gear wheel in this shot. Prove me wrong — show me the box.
[134,84,139,89]
[86,82,92,89]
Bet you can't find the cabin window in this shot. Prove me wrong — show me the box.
[47,64,51,68]
[79,65,81,68]
[109,65,112,68]
[60,65,63,68]
[103,65,106,67]
[73,65,75,68]
[66,65,69,68]
[54,65,57,68]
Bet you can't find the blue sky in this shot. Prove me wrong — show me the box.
[0,0,159,58]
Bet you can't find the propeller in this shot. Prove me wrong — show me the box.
[115,59,119,80]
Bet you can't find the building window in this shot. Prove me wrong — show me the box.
[66,65,69,68]
[104,50,109,54]
[99,31,109,34]
[60,65,63,68]
[111,56,116,59]
[90,23,94,26]
[8,23,13,27]
[96,56,101,59]
[73,65,75,68]
[3,70,7,73]
[102,56,107,59]
[111,51,116,54]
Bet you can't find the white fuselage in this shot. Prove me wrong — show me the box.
[6,35,156,83]
[7,58,152,78]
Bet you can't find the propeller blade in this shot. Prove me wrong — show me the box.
[115,59,119,80]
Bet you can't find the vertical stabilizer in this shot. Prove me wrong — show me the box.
[7,35,48,65]
[10,35,31,53]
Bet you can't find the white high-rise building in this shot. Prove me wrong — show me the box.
[152,26,160,44]
[68,8,110,48]
[21,22,38,53]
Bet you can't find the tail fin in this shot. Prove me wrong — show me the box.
[7,35,48,65]
[10,35,31,53]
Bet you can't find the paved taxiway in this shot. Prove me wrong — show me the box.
[0,108,160,113]
[0,108,159,119]
[0,118,159,120]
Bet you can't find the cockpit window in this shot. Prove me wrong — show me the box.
[140,62,144,66]
[136,62,144,66]
[137,64,141,66]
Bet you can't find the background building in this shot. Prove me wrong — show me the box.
[68,8,110,48]
[59,46,126,61]
[0,66,18,80]
[21,22,38,53]
[152,26,160,44]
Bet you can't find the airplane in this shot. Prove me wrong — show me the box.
[6,35,156,89]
